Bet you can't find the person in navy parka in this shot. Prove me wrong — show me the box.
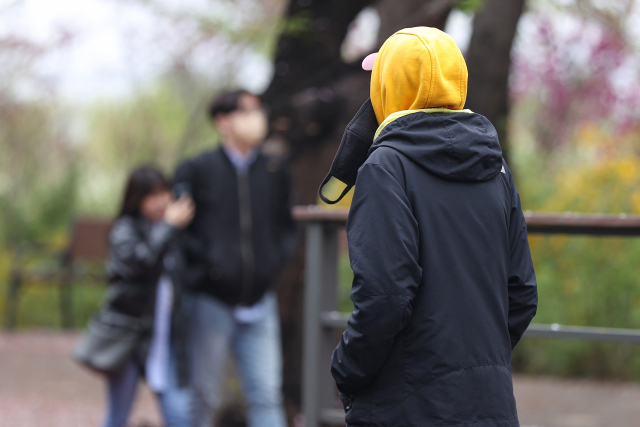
[323,27,538,427]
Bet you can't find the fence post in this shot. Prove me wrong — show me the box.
[302,221,339,427]
[4,245,27,330]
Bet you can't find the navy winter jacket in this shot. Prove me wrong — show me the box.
[331,111,538,427]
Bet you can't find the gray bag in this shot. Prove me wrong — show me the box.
[73,309,150,375]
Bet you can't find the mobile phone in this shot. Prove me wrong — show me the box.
[173,182,192,199]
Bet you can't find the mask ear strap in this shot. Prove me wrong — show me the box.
[318,174,353,205]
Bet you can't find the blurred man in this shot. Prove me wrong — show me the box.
[327,27,538,427]
[174,90,296,427]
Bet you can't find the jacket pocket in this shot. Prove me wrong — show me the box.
[352,334,405,418]
[374,365,517,425]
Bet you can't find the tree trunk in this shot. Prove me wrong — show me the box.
[376,0,453,45]
[464,0,526,165]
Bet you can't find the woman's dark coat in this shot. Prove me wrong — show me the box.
[331,111,538,427]
[105,216,188,385]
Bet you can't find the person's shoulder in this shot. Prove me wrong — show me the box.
[109,216,139,242]
[111,215,135,229]
[175,147,223,179]
[179,147,222,167]
[359,146,412,190]
[182,147,221,167]
[365,146,406,172]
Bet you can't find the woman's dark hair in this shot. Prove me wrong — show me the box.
[118,166,171,218]
[207,89,256,119]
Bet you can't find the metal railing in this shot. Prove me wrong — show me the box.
[293,205,640,427]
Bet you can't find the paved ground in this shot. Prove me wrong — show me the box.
[1,332,640,427]
[0,332,161,427]
[514,375,640,427]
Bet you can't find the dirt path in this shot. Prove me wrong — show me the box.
[1,332,640,427]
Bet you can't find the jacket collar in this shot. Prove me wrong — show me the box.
[374,108,473,141]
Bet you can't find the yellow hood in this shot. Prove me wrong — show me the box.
[370,27,468,124]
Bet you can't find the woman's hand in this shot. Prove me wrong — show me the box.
[164,195,195,229]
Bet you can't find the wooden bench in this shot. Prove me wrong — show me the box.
[4,219,112,330]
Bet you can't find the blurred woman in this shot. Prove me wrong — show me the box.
[102,166,194,427]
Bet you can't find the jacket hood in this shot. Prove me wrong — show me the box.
[371,110,503,182]
[371,27,468,124]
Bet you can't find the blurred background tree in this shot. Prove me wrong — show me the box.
[0,29,78,247]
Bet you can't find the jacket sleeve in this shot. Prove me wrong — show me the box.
[506,166,538,349]
[172,159,209,287]
[331,163,422,396]
[173,159,208,255]
[109,218,176,280]
[174,159,194,192]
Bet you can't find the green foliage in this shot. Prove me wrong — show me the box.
[0,96,79,246]
[0,277,105,329]
[510,124,640,380]
[338,253,354,313]
[281,14,313,37]
[455,0,484,12]
[78,77,219,217]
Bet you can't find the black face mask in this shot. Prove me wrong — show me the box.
[318,98,379,204]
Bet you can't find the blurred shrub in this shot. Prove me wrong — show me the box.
[510,124,640,380]
[0,97,79,245]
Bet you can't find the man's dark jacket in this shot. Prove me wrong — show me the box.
[173,147,296,306]
[331,111,538,427]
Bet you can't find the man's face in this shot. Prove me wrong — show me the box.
[216,94,268,149]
